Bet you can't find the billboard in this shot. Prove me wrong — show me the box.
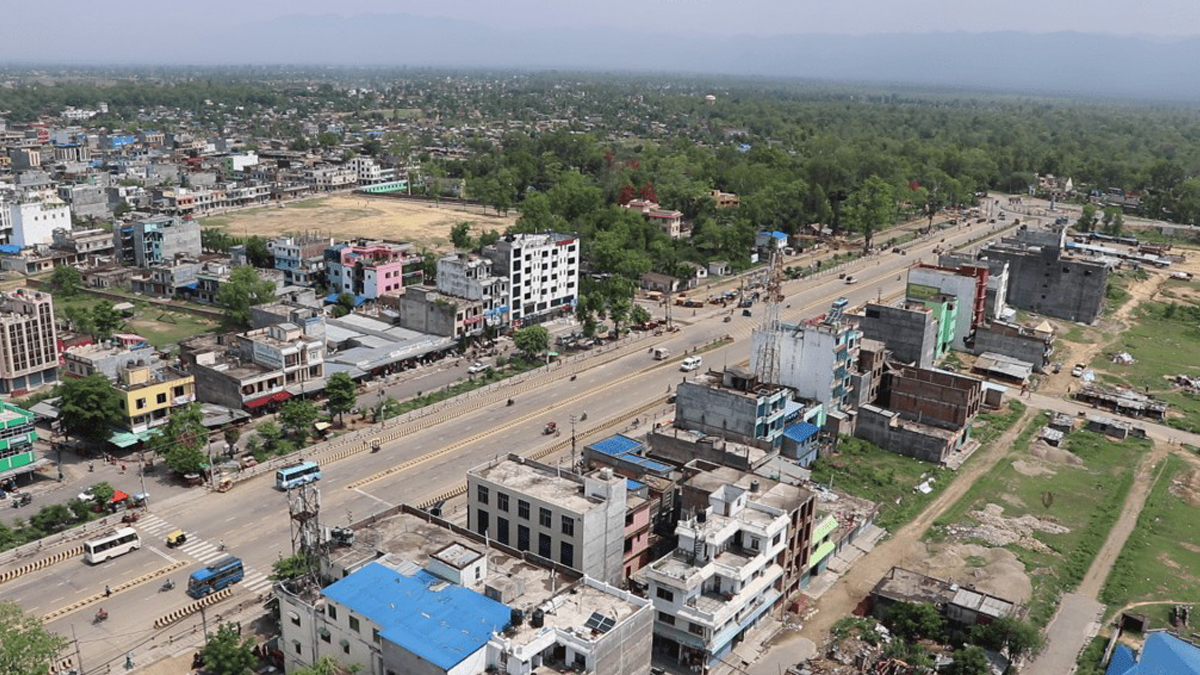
[906,283,941,301]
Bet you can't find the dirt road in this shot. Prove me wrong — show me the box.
[1077,443,1169,598]
[799,406,1036,640]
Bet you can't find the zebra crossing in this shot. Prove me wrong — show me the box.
[136,514,274,594]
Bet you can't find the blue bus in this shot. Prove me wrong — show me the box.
[276,460,321,490]
[187,556,244,598]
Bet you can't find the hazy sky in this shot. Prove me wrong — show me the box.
[9,0,1200,38]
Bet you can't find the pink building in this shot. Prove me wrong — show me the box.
[621,199,686,238]
[624,488,654,579]
[324,240,424,300]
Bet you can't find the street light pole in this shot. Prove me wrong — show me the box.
[138,450,149,512]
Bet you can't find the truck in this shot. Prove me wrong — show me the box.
[652,347,670,360]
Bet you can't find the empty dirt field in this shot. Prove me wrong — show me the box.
[200,195,518,251]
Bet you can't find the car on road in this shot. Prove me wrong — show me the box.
[467,361,490,374]
[844,275,858,285]
[76,490,94,503]
[1071,363,1086,377]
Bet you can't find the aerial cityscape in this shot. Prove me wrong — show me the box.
[1,5,1200,675]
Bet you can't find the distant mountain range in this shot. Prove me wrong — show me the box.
[10,13,1200,100]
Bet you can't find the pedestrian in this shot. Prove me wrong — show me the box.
[120,463,126,474]
[105,585,111,597]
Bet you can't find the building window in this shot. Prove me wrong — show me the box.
[656,587,674,602]
[342,642,350,655]
[518,525,530,551]
[658,611,675,625]
[624,538,633,553]
[497,492,509,512]
[689,622,705,636]
[497,517,510,545]
[773,533,782,546]
[538,533,552,558]
[561,515,574,536]
[476,485,488,505]
[156,392,167,405]
[518,500,530,520]
[348,616,360,633]
[476,509,488,535]
[136,398,146,410]
[560,541,574,566]
[327,605,337,621]
[539,507,552,528]
[372,628,381,644]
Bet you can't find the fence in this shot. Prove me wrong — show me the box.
[0,513,124,569]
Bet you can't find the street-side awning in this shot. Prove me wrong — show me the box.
[109,428,161,448]
[244,391,292,410]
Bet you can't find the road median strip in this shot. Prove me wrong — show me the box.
[415,395,668,510]
[0,545,85,586]
[153,586,234,629]
[42,560,186,623]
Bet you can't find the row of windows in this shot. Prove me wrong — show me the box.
[475,509,575,566]
[477,486,574,534]
[655,610,705,636]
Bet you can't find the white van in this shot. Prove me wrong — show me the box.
[680,356,702,372]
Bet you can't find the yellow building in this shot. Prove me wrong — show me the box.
[115,363,196,435]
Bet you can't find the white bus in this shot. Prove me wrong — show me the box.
[84,527,141,564]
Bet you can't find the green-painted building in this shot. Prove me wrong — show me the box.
[0,402,38,474]
[920,294,959,362]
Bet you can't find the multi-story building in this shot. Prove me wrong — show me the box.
[642,479,791,671]
[435,254,510,327]
[113,215,202,267]
[346,156,384,184]
[0,289,58,394]
[467,454,627,585]
[63,342,161,381]
[980,227,1109,325]
[907,263,988,350]
[398,285,484,339]
[325,241,424,301]
[758,299,860,410]
[5,199,72,247]
[305,166,357,192]
[51,227,115,261]
[482,233,578,326]
[280,510,652,675]
[113,363,196,435]
[268,234,331,287]
[0,402,38,478]
[180,319,325,412]
[674,367,793,447]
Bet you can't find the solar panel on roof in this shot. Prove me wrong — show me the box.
[584,612,616,633]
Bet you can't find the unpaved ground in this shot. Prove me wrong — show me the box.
[201,195,517,251]
[1039,269,1169,397]
[799,406,1035,640]
[945,503,1069,554]
[922,542,1033,604]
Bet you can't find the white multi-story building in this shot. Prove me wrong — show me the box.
[468,455,627,585]
[5,199,72,247]
[435,254,510,326]
[482,233,579,326]
[346,156,383,184]
[642,482,790,671]
[755,299,860,410]
[305,166,357,192]
[0,289,59,393]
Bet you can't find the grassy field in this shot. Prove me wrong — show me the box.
[1091,297,1200,432]
[927,429,1145,626]
[1100,454,1200,615]
[809,400,1026,532]
[55,293,219,349]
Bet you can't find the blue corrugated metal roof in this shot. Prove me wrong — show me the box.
[783,422,820,444]
[0,245,23,254]
[1107,633,1200,675]
[323,563,510,671]
[626,479,645,491]
[589,434,641,457]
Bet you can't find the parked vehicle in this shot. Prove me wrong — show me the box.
[11,493,31,508]
[187,556,244,598]
[467,361,489,374]
[84,527,141,564]
[275,461,321,490]
[1051,362,1063,374]
[1071,363,1086,377]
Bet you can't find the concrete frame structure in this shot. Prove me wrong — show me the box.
[674,368,792,447]
[482,233,579,326]
[325,240,424,301]
[467,455,627,585]
[0,289,58,394]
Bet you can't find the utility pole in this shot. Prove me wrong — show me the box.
[138,450,149,512]
[200,605,210,645]
[569,415,577,471]
[71,624,84,675]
